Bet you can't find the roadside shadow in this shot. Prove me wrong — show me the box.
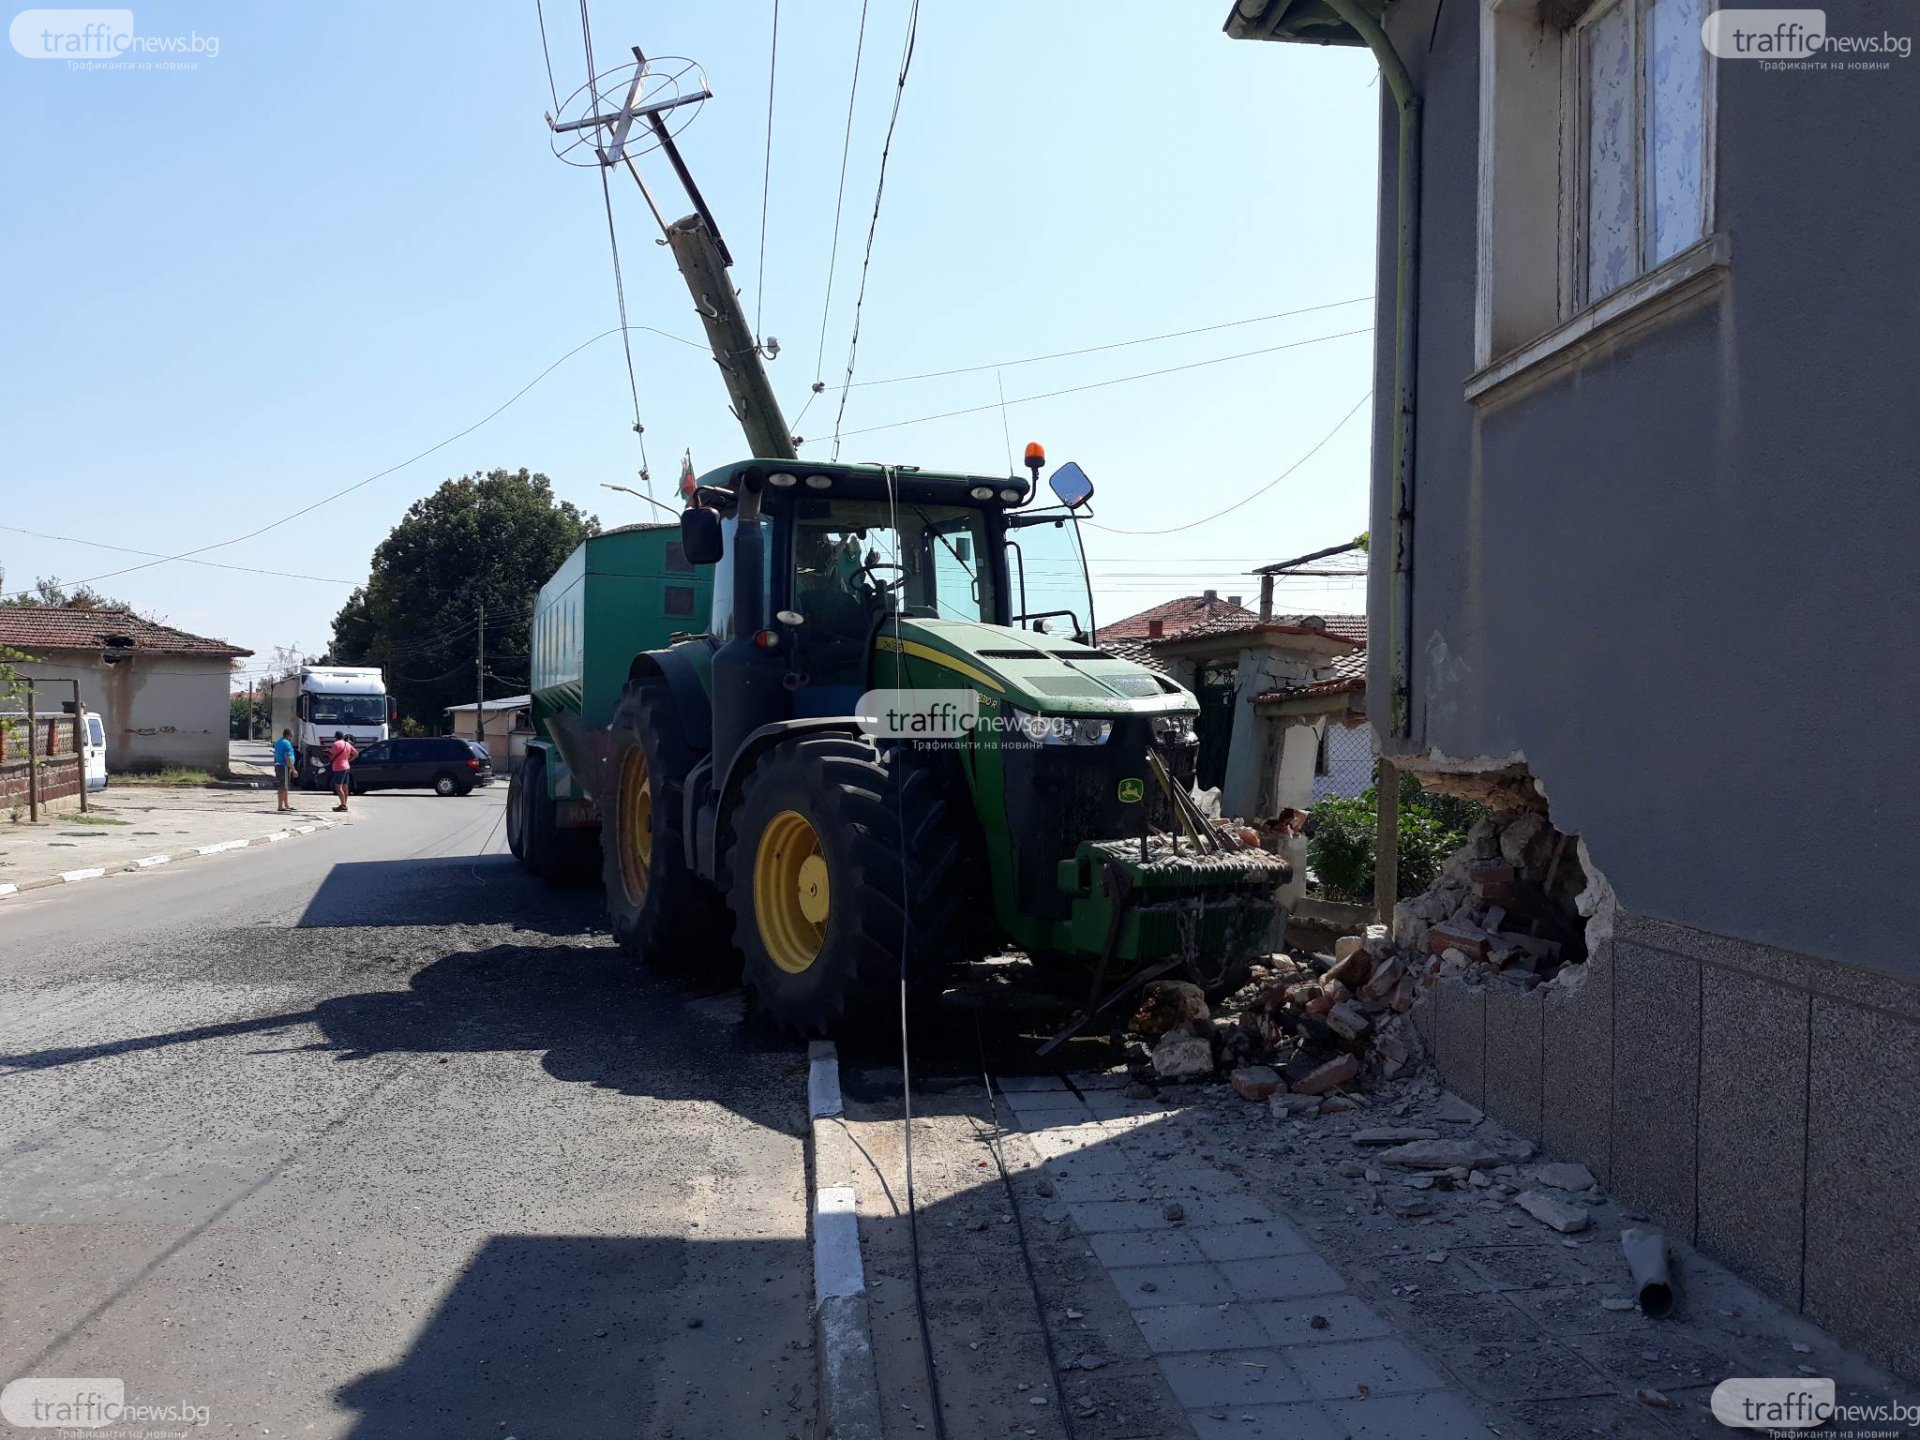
[295,857,600,935]
[332,1233,810,1437]
[306,943,797,1124]
[0,941,799,1132]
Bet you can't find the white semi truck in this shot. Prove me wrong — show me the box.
[268,666,394,788]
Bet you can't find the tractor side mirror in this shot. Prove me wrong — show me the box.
[680,507,724,565]
[1049,462,1094,509]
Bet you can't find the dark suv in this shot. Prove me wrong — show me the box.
[349,737,493,796]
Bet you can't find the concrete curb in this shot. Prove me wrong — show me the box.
[0,817,341,901]
[807,1039,883,1440]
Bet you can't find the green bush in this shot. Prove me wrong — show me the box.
[1306,768,1487,904]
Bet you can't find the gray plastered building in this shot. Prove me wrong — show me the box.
[1226,0,1920,1377]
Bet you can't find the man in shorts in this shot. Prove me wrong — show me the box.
[273,728,298,812]
[328,731,358,813]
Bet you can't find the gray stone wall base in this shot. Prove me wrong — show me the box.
[1419,911,1920,1382]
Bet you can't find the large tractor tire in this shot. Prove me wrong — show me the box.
[504,764,530,864]
[601,681,733,966]
[522,749,559,879]
[724,735,981,1035]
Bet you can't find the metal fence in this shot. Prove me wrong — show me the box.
[1312,720,1376,803]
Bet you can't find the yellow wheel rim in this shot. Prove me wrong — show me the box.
[754,809,830,974]
[617,748,654,906]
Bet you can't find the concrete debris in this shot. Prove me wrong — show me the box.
[1230,1066,1282,1102]
[1376,1138,1502,1170]
[1289,1054,1359,1095]
[1269,1092,1321,1118]
[1515,1188,1591,1233]
[1380,1190,1435,1218]
[1351,1126,1440,1147]
[1325,1001,1371,1041]
[1430,1093,1483,1125]
[1532,1161,1598,1191]
[1151,1033,1216,1081]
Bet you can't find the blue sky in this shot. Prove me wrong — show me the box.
[0,1,1378,688]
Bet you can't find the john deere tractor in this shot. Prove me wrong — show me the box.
[560,454,1289,1032]
[534,59,1287,1029]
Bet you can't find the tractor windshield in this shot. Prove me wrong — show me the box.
[1007,514,1095,643]
[791,499,997,630]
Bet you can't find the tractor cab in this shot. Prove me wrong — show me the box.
[679,458,1100,726]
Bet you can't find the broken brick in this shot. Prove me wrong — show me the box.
[1429,921,1492,963]
[1326,1001,1372,1041]
[1230,1066,1282,1102]
[1468,862,1515,905]
[1290,1053,1360,1095]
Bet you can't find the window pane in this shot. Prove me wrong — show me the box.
[1645,0,1706,266]
[1585,0,1637,300]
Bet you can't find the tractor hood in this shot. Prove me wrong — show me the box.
[883,619,1196,716]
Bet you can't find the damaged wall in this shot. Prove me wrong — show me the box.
[1351,0,1920,1378]
[1368,0,1919,977]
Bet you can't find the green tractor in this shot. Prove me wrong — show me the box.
[576,453,1290,1032]
[536,54,1287,1030]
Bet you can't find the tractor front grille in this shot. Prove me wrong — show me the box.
[1002,717,1195,920]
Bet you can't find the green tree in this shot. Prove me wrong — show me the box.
[1306,767,1488,904]
[0,575,133,611]
[330,469,596,726]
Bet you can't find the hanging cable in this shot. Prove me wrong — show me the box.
[875,461,949,1440]
[755,0,781,344]
[0,325,690,602]
[1085,391,1372,536]
[532,0,561,111]
[820,326,1370,444]
[853,295,1374,388]
[829,0,922,460]
[799,0,871,433]
[0,526,355,586]
[597,164,654,489]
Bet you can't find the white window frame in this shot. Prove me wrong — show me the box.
[1473,0,1720,389]
[1560,0,1718,314]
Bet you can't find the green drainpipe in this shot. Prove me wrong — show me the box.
[1322,0,1419,741]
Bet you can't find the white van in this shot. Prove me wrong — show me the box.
[83,711,107,791]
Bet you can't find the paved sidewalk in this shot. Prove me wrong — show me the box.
[999,1074,1919,1439]
[0,785,344,897]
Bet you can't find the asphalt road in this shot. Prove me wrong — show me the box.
[0,786,814,1438]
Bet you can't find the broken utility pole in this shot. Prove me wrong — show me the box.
[550,47,795,463]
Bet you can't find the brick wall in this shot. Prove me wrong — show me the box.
[0,756,82,810]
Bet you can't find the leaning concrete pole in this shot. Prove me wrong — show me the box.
[663,212,796,462]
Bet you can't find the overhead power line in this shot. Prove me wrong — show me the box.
[830,0,922,460]
[1085,391,1373,537]
[0,526,355,586]
[755,0,781,343]
[851,295,1374,389]
[821,326,1371,444]
[0,324,689,602]
[796,0,872,435]
[533,0,562,110]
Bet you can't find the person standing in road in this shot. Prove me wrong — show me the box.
[273,728,298,812]
[328,731,358,813]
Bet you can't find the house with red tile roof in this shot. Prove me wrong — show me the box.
[0,608,250,774]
